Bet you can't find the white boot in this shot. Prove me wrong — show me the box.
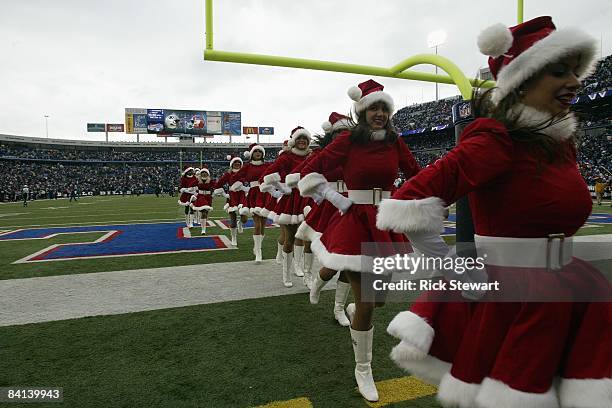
[253,235,263,264]
[293,245,304,277]
[237,218,244,233]
[334,281,351,327]
[185,214,190,227]
[303,252,314,289]
[346,303,356,324]
[275,243,283,265]
[282,251,293,287]
[230,228,237,245]
[350,327,379,402]
[187,213,194,228]
[309,271,329,304]
[194,211,201,225]
[201,223,207,235]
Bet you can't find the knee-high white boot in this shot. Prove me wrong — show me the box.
[230,228,237,245]
[303,252,314,289]
[237,218,244,233]
[185,214,190,227]
[309,270,329,304]
[346,303,356,324]
[282,251,293,287]
[201,221,207,235]
[350,326,379,402]
[293,245,304,277]
[253,235,263,264]
[187,212,194,228]
[334,281,351,327]
[275,242,283,265]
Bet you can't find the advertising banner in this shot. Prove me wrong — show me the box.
[87,123,106,132]
[258,127,274,135]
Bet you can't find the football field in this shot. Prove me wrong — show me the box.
[1,195,611,407]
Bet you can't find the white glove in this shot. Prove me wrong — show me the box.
[276,182,292,195]
[320,185,352,214]
[189,194,197,202]
[179,188,189,193]
[270,189,282,199]
[242,186,251,195]
[212,188,225,196]
[311,191,324,205]
[406,230,488,300]
[224,193,230,199]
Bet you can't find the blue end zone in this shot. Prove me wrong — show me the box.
[1,222,231,263]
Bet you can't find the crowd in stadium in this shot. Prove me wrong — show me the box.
[1,52,611,202]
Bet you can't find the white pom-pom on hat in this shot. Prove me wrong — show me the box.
[243,151,251,160]
[347,86,362,102]
[226,154,232,161]
[321,121,332,132]
[477,23,514,58]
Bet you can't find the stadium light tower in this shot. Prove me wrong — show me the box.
[427,30,447,101]
[44,115,49,139]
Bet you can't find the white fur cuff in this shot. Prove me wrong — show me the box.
[387,311,434,356]
[474,378,558,408]
[229,181,244,192]
[559,378,612,408]
[263,172,281,184]
[298,172,328,196]
[285,173,301,188]
[376,197,446,233]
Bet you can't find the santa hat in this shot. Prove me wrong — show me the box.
[477,16,597,104]
[348,79,394,114]
[287,126,312,148]
[278,140,290,155]
[243,143,266,160]
[199,167,210,177]
[322,112,351,133]
[181,165,194,176]
[227,154,243,167]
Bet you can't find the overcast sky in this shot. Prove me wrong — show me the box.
[1,0,610,144]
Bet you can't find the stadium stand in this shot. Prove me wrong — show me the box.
[1,55,610,202]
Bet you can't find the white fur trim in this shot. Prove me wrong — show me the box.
[354,90,395,113]
[249,145,266,158]
[288,128,312,147]
[229,181,244,192]
[263,172,281,184]
[559,378,612,408]
[238,206,250,216]
[310,236,377,273]
[390,343,451,386]
[259,182,274,193]
[295,221,321,242]
[348,85,362,101]
[322,118,352,133]
[376,197,446,233]
[191,204,213,211]
[387,311,434,357]
[181,167,194,176]
[250,160,264,166]
[177,200,191,207]
[493,28,598,104]
[371,130,386,141]
[213,188,225,196]
[298,172,328,196]
[511,104,578,140]
[303,205,312,217]
[438,373,482,408]
[290,147,310,156]
[229,157,243,167]
[478,23,513,58]
[285,173,301,188]
[475,377,558,408]
[259,207,270,217]
[277,213,304,225]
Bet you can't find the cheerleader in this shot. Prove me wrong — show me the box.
[215,155,248,246]
[190,167,215,235]
[177,165,198,228]
[294,112,353,326]
[297,80,420,401]
[261,127,313,288]
[230,144,270,263]
[377,17,611,408]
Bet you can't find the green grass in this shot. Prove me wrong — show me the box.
[0,196,281,280]
[0,291,440,408]
[1,196,610,280]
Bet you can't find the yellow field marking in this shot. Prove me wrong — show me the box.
[256,397,313,408]
[365,376,437,408]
